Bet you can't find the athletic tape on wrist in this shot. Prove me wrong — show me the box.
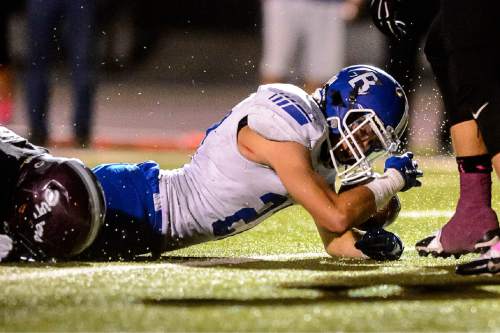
[364,168,405,210]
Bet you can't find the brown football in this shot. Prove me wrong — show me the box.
[358,195,401,230]
[338,183,401,230]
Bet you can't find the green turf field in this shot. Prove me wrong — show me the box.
[1,151,500,332]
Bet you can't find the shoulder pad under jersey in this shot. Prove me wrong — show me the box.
[245,84,325,148]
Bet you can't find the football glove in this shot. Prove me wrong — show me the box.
[369,0,407,41]
[355,228,404,261]
[0,234,13,262]
[384,152,423,192]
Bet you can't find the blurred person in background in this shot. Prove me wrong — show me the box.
[260,0,363,94]
[371,0,500,275]
[0,1,19,125]
[26,0,97,148]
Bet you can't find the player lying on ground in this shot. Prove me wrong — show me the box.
[0,65,423,263]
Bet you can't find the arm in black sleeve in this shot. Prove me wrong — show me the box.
[370,0,404,40]
[0,126,49,220]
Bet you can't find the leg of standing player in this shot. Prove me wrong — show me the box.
[259,0,300,85]
[493,155,500,178]
[302,0,346,93]
[416,0,500,257]
[25,0,63,145]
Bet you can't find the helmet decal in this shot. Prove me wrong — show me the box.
[319,65,409,185]
[347,71,379,95]
[33,221,45,243]
[32,180,65,220]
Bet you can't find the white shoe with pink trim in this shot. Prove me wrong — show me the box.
[456,241,500,275]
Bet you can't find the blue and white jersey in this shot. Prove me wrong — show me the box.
[159,84,335,250]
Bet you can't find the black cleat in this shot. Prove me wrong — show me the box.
[456,257,500,275]
[416,235,434,257]
[456,233,500,275]
[473,229,500,254]
[415,230,467,258]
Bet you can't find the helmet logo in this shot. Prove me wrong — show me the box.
[32,189,60,220]
[44,188,60,207]
[348,72,378,95]
[34,221,46,243]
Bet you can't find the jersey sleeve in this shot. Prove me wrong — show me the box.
[246,104,310,147]
[244,84,321,148]
[0,126,48,178]
[0,126,48,159]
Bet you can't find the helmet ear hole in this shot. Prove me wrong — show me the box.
[330,90,345,107]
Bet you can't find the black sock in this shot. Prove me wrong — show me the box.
[456,154,492,174]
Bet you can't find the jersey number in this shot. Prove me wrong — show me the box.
[212,193,290,237]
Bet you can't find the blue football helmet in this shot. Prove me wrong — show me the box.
[314,65,408,185]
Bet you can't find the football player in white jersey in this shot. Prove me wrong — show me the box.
[0,65,422,262]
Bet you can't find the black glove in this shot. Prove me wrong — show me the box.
[355,228,404,261]
[369,0,407,41]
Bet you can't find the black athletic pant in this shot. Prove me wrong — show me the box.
[384,0,441,149]
[424,0,500,156]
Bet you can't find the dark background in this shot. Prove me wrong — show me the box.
[1,0,442,152]
[4,0,379,83]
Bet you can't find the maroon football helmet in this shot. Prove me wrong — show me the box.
[3,154,105,260]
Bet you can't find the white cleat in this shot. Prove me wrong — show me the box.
[415,230,461,259]
[416,228,500,259]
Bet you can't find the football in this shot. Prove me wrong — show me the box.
[358,195,401,230]
[338,183,401,230]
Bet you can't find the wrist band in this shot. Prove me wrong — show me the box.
[364,168,405,210]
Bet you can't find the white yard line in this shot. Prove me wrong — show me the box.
[0,211,454,282]
[0,264,175,282]
[0,249,423,282]
[400,210,453,219]
[0,253,327,282]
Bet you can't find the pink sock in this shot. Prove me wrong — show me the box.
[440,159,499,252]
